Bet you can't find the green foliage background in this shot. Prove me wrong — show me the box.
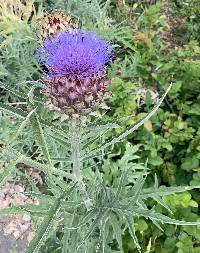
[0,0,200,252]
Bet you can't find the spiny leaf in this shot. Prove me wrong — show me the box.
[125,215,141,253]
[95,84,172,150]
[18,170,41,194]
[110,214,124,252]
[77,210,108,251]
[47,174,72,192]
[101,219,110,253]
[47,130,70,149]
[0,159,18,189]
[112,170,127,204]
[150,219,164,231]
[27,81,44,104]
[0,103,26,118]
[30,111,53,168]
[22,156,73,179]
[83,122,122,141]
[100,204,200,226]
[82,83,172,161]
[0,103,68,139]
[131,173,147,205]
[62,213,75,253]
[141,185,200,199]
[45,123,69,140]
[132,208,200,226]
[2,146,73,179]
[152,195,173,214]
[0,81,27,99]
[24,192,55,206]
[24,194,63,253]
[25,185,76,253]
[8,107,37,145]
[62,209,97,231]
[0,81,44,104]
[0,204,48,216]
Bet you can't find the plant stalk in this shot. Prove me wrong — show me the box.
[70,117,92,210]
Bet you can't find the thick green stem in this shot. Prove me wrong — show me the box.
[70,117,92,210]
[71,118,82,181]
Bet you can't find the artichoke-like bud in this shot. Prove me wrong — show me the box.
[42,73,112,114]
[37,29,113,115]
[37,10,78,41]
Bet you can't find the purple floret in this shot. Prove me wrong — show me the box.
[38,29,112,80]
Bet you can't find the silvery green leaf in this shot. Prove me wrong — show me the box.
[125,215,141,253]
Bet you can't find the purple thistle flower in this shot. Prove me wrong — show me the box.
[38,29,112,80]
[38,29,113,114]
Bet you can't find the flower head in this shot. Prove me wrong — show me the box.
[39,29,112,79]
[38,29,113,114]
[37,11,78,41]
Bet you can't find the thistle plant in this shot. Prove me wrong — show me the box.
[0,11,200,253]
[38,28,112,114]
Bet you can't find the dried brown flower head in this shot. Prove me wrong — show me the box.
[37,10,78,41]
